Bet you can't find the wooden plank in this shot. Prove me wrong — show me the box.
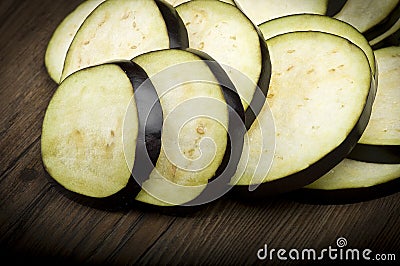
[0,0,80,176]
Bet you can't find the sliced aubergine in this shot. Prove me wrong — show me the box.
[325,0,347,17]
[363,2,400,41]
[299,159,400,204]
[231,31,375,197]
[233,0,328,25]
[60,0,188,82]
[132,49,245,207]
[258,14,377,80]
[348,47,400,164]
[176,0,271,128]
[334,0,400,37]
[45,0,105,84]
[41,61,162,210]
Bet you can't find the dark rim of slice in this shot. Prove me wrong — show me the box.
[169,48,246,206]
[244,28,272,130]
[116,61,163,185]
[155,0,189,49]
[325,0,347,17]
[348,144,400,164]
[46,172,141,212]
[232,70,376,198]
[289,177,400,205]
[363,2,400,40]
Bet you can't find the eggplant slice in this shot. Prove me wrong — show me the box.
[348,46,400,164]
[176,0,271,128]
[300,159,400,204]
[232,31,375,197]
[132,49,244,206]
[42,64,140,200]
[233,0,328,25]
[258,14,376,80]
[334,0,399,35]
[60,0,188,82]
[45,0,105,84]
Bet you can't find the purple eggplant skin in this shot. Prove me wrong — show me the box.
[288,177,400,205]
[364,2,400,41]
[153,48,247,208]
[348,144,400,164]
[325,0,347,17]
[155,0,189,49]
[231,75,377,199]
[116,61,163,185]
[371,28,400,50]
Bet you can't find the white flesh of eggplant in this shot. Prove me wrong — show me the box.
[258,14,376,77]
[233,0,328,25]
[45,0,105,83]
[306,159,400,190]
[61,0,171,81]
[233,31,372,185]
[41,65,138,198]
[334,0,399,33]
[133,50,229,206]
[176,1,262,110]
[359,46,400,145]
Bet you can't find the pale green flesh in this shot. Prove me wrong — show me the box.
[61,0,170,81]
[133,50,228,206]
[41,65,138,198]
[359,46,400,145]
[176,1,262,110]
[306,159,400,190]
[334,0,399,33]
[233,32,372,185]
[45,0,105,83]
[258,14,376,77]
[234,0,328,25]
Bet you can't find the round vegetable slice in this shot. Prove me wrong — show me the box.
[232,31,375,197]
[233,0,328,25]
[132,49,245,207]
[363,2,400,41]
[44,0,105,84]
[176,0,271,128]
[298,159,400,204]
[41,61,162,209]
[258,14,377,80]
[348,46,400,164]
[334,0,399,35]
[60,0,188,82]
[42,63,141,208]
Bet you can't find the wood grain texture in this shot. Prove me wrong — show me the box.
[0,1,399,265]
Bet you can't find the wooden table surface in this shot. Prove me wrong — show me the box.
[1,1,399,265]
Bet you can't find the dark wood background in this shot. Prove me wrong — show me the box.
[1,1,399,265]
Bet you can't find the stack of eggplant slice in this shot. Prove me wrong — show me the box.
[42,0,399,210]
